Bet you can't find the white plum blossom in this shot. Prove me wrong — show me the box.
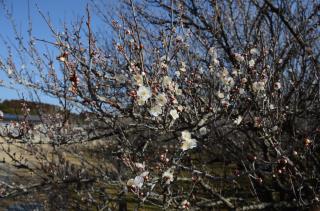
[234,116,243,125]
[221,68,229,77]
[199,67,204,74]
[181,130,197,151]
[181,200,191,209]
[149,105,162,117]
[177,105,184,112]
[180,61,187,72]
[181,130,192,140]
[199,127,207,136]
[249,59,255,68]
[160,63,168,70]
[133,74,144,86]
[241,77,248,84]
[250,48,259,55]
[127,179,135,187]
[272,126,278,132]
[162,76,172,88]
[155,93,167,106]
[269,104,275,110]
[162,168,174,184]
[234,53,245,62]
[169,109,179,120]
[134,176,144,188]
[135,162,145,170]
[140,171,149,177]
[232,69,238,76]
[175,86,183,95]
[137,86,152,105]
[252,81,266,92]
[127,175,144,189]
[217,91,224,99]
[208,47,219,65]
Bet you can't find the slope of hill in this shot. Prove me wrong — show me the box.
[0,99,61,115]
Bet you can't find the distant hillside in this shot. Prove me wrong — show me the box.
[0,99,61,115]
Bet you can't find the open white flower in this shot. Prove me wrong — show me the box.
[181,139,197,151]
[135,162,145,170]
[160,61,168,70]
[217,91,224,99]
[181,200,191,209]
[149,105,162,117]
[180,61,187,72]
[199,127,207,136]
[181,130,197,151]
[127,175,144,189]
[249,59,255,68]
[137,86,152,104]
[162,168,174,184]
[252,81,265,92]
[209,47,219,65]
[127,179,135,187]
[170,109,179,120]
[250,48,259,55]
[133,74,143,86]
[162,76,172,87]
[234,116,243,125]
[175,86,182,95]
[181,130,192,140]
[155,93,167,106]
[134,176,144,189]
[234,53,245,62]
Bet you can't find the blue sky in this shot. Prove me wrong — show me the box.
[0,0,106,104]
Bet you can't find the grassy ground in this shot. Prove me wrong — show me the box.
[0,137,162,210]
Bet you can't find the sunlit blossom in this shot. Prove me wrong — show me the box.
[177,105,184,112]
[209,47,219,65]
[162,168,174,184]
[250,48,259,55]
[137,86,152,104]
[234,116,243,125]
[134,176,144,188]
[181,130,197,151]
[199,127,207,136]
[249,59,255,68]
[180,61,187,72]
[127,175,144,189]
[155,93,167,106]
[162,76,172,88]
[169,109,179,120]
[181,200,191,209]
[252,81,265,92]
[217,91,224,99]
[234,53,245,62]
[241,78,248,83]
[175,86,182,95]
[133,74,144,86]
[149,105,162,117]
